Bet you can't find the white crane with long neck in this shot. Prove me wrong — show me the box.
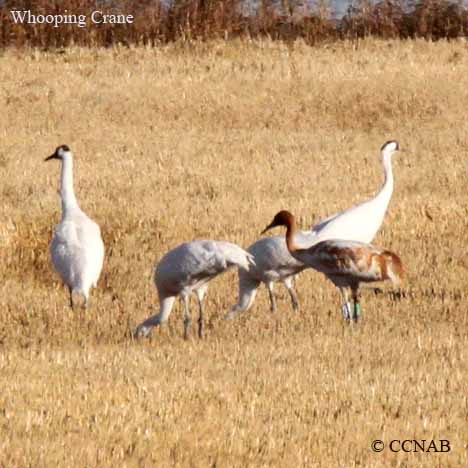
[46,145,105,309]
[306,140,400,245]
[227,140,404,319]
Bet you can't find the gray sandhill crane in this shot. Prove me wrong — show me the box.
[45,145,105,309]
[134,240,255,339]
[262,210,404,321]
[225,235,306,319]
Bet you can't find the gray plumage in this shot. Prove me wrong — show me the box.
[135,240,255,339]
[226,235,307,319]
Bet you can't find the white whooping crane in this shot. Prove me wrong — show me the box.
[262,210,404,321]
[45,145,104,309]
[227,140,404,319]
[134,240,255,340]
[304,140,404,243]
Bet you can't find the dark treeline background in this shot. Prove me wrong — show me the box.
[1,0,468,48]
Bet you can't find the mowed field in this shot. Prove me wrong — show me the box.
[1,39,467,466]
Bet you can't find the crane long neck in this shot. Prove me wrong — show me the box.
[285,218,299,254]
[375,150,394,209]
[60,157,79,215]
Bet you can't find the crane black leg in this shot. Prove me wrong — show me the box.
[197,295,204,339]
[68,287,74,310]
[182,295,191,340]
[351,287,361,322]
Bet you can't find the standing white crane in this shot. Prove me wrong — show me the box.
[262,210,404,321]
[45,145,104,309]
[134,240,255,340]
[304,140,403,243]
[227,140,404,319]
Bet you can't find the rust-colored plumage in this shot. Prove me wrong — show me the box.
[306,242,404,286]
[262,210,404,321]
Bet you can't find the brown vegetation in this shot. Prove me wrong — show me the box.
[0,39,467,466]
[1,1,468,48]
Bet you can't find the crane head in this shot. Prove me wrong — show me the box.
[261,210,295,234]
[45,144,71,162]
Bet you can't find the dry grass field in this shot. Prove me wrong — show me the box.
[1,38,467,466]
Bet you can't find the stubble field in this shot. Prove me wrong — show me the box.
[0,39,467,467]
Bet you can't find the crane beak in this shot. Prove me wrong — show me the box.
[44,153,60,161]
[261,221,274,235]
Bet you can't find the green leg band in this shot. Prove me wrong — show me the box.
[354,303,361,319]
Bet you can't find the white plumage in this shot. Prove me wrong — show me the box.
[46,145,104,308]
[134,240,255,339]
[304,140,401,244]
[227,140,403,318]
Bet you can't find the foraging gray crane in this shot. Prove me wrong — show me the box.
[45,145,105,309]
[225,235,306,319]
[262,210,404,321]
[227,140,404,319]
[134,240,255,339]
